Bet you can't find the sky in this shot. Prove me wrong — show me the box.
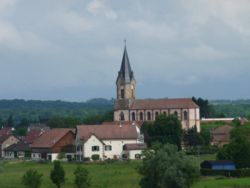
[0,0,250,101]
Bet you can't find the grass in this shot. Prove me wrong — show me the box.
[1,158,250,188]
[0,161,141,188]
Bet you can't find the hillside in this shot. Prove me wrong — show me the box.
[0,98,114,125]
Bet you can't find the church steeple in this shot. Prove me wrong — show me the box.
[117,45,134,83]
[116,44,136,100]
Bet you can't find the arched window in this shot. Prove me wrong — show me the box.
[174,111,178,117]
[147,112,151,121]
[163,111,167,116]
[139,112,144,121]
[120,112,125,121]
[131,112,136,121]
[121,89,125,99]
[155,112,159,118]
[184,111,188,120]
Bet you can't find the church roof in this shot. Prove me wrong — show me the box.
[115,98,199,110]
[129,98,199,109]
[117,46,135,83]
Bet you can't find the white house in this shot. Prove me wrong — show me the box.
[76,122,146,161]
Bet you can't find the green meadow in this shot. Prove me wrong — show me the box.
[1,159,250,188]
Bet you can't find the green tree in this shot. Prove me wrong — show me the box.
[183,126,203,147]
[217,125,250,168]
[232,118,241,127]
[200,129,211,146]
[74,165,91,188]
[143,115,182,148]
[139,144,200,188]
[192,97,214,118]
[50,161,65,188]
[22,169,43,188]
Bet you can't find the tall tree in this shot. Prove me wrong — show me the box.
[183,126,203,147]
[142,115,182,149]
[217,125,250,168]
[139,144,200,188]
[50,161,65,188]
[192,97,213,118]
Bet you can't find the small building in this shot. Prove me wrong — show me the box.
[4,141,31,159]
[76,122,146,161]
[0,127,12,137]
[211,125,234,147]
[0,134,19,158]
[30,128,75,161]
[123,143,147,159]
[201,160,236,170]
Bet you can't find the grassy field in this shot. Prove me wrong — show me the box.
[1,158,250,188]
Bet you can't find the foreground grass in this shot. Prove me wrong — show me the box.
[1,158,250,188]
[0,161,141,188]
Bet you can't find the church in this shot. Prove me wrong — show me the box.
[114,45,201,132]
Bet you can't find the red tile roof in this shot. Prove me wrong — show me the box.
[24,130,45,144]
[211,125,234,144]
[0,128,12,137]
[77,124,139,142]
[30,128,74,148]
[129,98,199,110]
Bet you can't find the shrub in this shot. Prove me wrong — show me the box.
[91,154,100,161]
[22,169,43,188]
[74,165,91,188]
[83,157,90,162]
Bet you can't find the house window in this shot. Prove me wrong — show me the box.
[155,112,159,118]
[122,154,128,159]
[121,89,125,99]
[147,112,151,121]
[163,111,167,116]
[105,145,112,151]
[135,154,141,159]
[139,112,144,121]
[92,146,100,151]
[183,111,188,120]
[131,112,136,121]
[120,112,125,121]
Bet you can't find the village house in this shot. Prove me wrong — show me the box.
[114,45,200,132]
[4,141,30,159]
[211,125,234,147]
[0,134,19,158]
[75,122,146,161]
[30,128,75,161]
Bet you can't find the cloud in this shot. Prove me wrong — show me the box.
[0,21,54,51]
[0,0,17,10]
[56,11,94,33]
[127,20,176,41]
[87,0,117,20]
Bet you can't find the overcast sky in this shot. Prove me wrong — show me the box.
[0,0,250,101]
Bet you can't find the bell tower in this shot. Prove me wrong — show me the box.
[116,44,136,100]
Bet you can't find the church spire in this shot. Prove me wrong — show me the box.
[117,44,134,83]
[116,43,136,100]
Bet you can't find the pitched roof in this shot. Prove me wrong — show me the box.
[0,128,12,137]
[211,125,234,143]
[77,124,139,142]
[24,130,45,144]
[211,125,233,135]
[30,128,74,148]
[4,141,30,152]
[0,134,18,144]
[116,46,135,83]
[128,98,199,110]
[124,143,147,150]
